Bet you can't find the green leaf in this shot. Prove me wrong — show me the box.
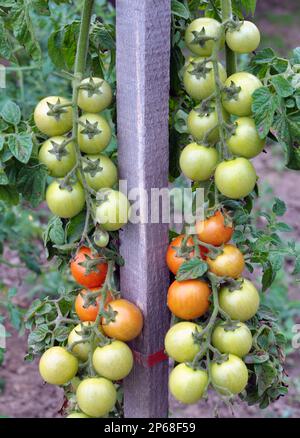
[0,18,12,60]
[272,198,286,216]
[90,23,115,50]
[8,133,33,163]
[176,258,208,281]
[66,211,87,243]
[270,75,294,98]
[53,326,70,342]
[291,47,300,65]
[252,87,276,138]
[174,109,188,134]
[16,164,47,207]
[171,0,190,19]
[0,186,19,205]
[252,48,275,65]
[48,22,79,70]
[244,352,269,364]
[262,262,276,291]
[49,217,65,245]
[0,168,8,185]
[28,324,49,344]
[0,101,21,125]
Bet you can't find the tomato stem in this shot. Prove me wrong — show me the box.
[221,0,237,76]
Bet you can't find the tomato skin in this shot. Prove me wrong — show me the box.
[95,189,131,231]
[46,180,85,218]
[183,58,227,101]
[212,322,252,357]
[83,154,118,191]
[92,340,133,381]
[67,412,90,418]
[75,288,112,322]
[166,234,208,275]
[76,377,117,418]
[164,322,201,363]
[102,299,143,341]
[94,229,110,248]
[207,244,245,279]
[39,346,78,385]
[185,18,224,57]
[215,157,257,199]
[180,143,219,182]
[78,77,112,113]
[187,104,227,144]
[227,117,265,159]
[167,279,210,320]
[34,96,73,136]
[219,278,260,321]
[222,72,262,116]
[70,246,108,289]
[78,113,112,154]
[38,136,76,177]
[226,21,260,54]
[169,363,208,404]
[196,211,233,246]
[211,354,248,395]
[68,322,96,361]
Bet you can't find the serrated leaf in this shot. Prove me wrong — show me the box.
[8,133,33,163]
[0,185,19,205]
[0,168,8,185]
[0,18,12,60]
[171,0,190,19]
[176,257,208,281]
[252,48,275,65]
[272,198,286,217]
[252,87,276,139]
[270,75,294,98]
[16,164,47,207]
[49,217,65,245]
[0,101,21,125]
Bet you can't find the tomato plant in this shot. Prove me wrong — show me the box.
[92,340,134,381]
[102,299,144,341]
[70,246,108,289]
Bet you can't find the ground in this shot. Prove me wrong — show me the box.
[1,0,300,419]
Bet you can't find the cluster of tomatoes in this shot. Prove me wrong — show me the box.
[39,246,143,418]
[164,16,263,405]
[34,77,130,231]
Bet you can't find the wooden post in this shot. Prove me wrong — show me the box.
[116,0,171,418]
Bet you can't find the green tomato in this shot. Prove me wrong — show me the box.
[82,154,118,191]
[66,412,90,418]
[67,322,95,362]
[227,117,265,158]
[164,321,202,363]
[39,346,78,385]
[92,340,133,381]
[222,72,262,116]
[179,143,219,181]
[34,96,73,136]
[95,189,130,231]
[185,18,224,57]
[211,354,248,395]
[187,103,227,144]
[219,278,260,322]
[214,157,257,199]
[226,21,260,54]
[46,179,85,218]
[169,363,208,404]
[78,77,113,113]
[76,377,117,418]
[38,136,76,177]
[183,58,227,101]
[212,322,252,357]
[78,113,112,154]
[94,229,110,248]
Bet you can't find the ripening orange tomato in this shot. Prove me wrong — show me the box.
[167,279,210,320]
[70,246,108,288]
[102,299,143,341]
[75,289,113,322]
[166,235,208,275]
[207,244,245,278]
[196,211,234,246]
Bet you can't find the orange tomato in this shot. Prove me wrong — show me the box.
[167,279,210,320]
[207,244,245,278]
[70,246,108,288]
[102,299,143,341]
[75,289,113,322]
[196,211,233,246]
[166,235,208,275]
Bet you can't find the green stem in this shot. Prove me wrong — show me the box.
[221,0,237,76]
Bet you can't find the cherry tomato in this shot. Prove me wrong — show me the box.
[219,278,260,321]
[82,154,118,191]
[70,246,108,288]
[164,321,202,363]
[187,103,227,144]
[68,322,98,361]
[75,289,112,322]
[185,18,224,57]
[78,113,112,154]
[95,189,131,231]
[215,157,257,199]
[179,143,219,181]
[34,96,73,136]
[46,179,85,218]
[78,77,113,113]
[226,21,260,54]
[207,244,245,279]
[222,72,262,116]
[39,346,78,385]
[212,321,252,357]
[76,377,117,417]
[92,340,133,381]
[211,354,248,395]
[94,229,110,248]
[102,299,143,341]
[38,136,76,177]
[227,117,265,159]
[166,234,208,275]
[167,279,210,320]
[195,210,233,246]
[169,363,208,404]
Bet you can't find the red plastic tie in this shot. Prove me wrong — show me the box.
[133,349,168,368]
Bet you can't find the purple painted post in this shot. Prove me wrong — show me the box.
[116,0,171,418]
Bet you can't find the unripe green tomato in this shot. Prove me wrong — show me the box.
[211,354,248,395]
[67,322,95,362]
[226,21,260,54]
[46,180,85,218]
[222,72,262,116]
[38,136,76,177]
[214,157,257,199]
[76,377,117,418]
[169,363,208,404]
[219,278,260,322]
[92,340,134,381]
[183,58,227,101]
[95,189,130,231]
[39,346,78,385]
[94,229,110,248]
[66,412,91,418]
[78,77,113,113]
[185,18,224,57]
[78,113,112,154]
[82,154,118,191]
[179,143,219,181]
[164,321,202,363]
[227,117,265,158]
[187,104,227,144]
[212,322,252,357]
[34,96,73,136]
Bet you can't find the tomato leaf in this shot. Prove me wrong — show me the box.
[270,75,294,98]
[16,163,47,207]
[0,101,21,125]
[272,198,286,216]
[252,87,277,139]
[176,257,208,281]
[8,133,33,163]
[171,0,190,19]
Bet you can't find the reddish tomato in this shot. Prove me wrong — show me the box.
[196,211,234,246]
[166,235,208,275]
[167,279,210,320]
[75,289,113,322]
[207,244,245,278]
[102,299,143,341]
[70,246,108,288]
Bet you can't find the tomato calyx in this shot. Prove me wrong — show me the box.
[58,176,79,192]
[191,28,217,48]
[194,99,216,117]
[79,76,104,97]
[218,320,244,332]
[79,119,102,139]
[225,19,243,33]
[48,138,71,161]
[46,97,71,121]
[222,80,242,101]
[226,277,244,292]
[189,59,212,79]
[82,156,104,177]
